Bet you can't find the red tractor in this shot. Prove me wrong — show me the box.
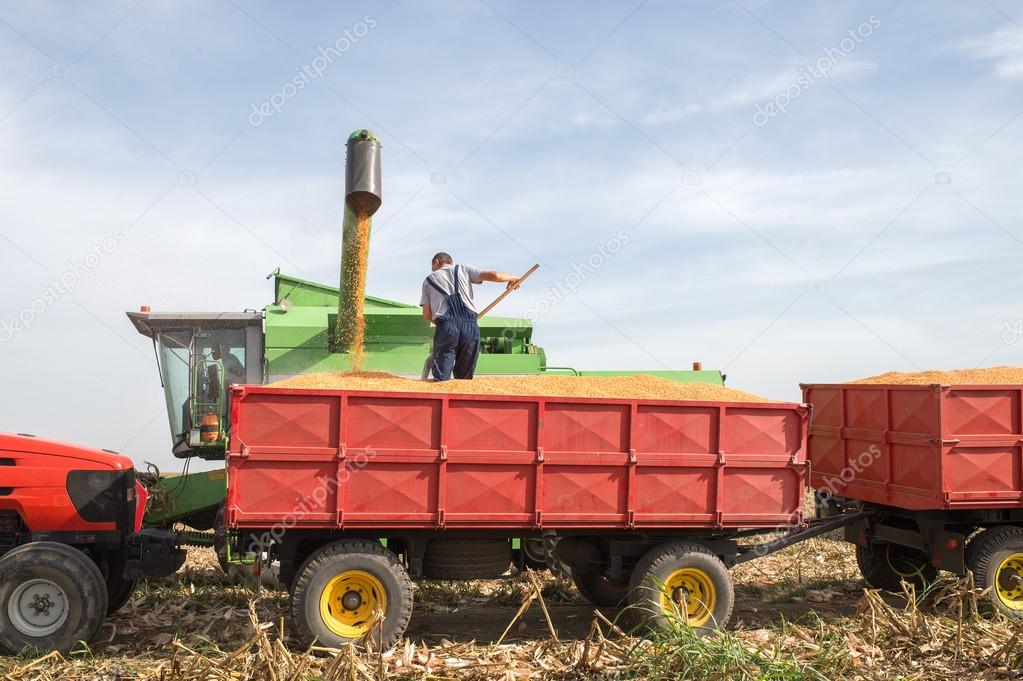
[0,433,185,655]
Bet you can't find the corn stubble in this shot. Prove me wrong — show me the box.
[269,371,772,402]
[5,545,1020,680]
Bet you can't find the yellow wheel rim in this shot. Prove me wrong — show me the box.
[996,553,1023,611]
[319,570,387,638]
[661,567,716,626]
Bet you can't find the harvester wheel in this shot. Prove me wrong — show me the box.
[965,525,1023,618]
[290,539,412,650]
[856,542,936,593]
[423,539,512,579]
[572,567,629,607]
[0,542,108,655]
[628,542,733,635]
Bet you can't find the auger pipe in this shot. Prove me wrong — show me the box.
[335,129,382,352]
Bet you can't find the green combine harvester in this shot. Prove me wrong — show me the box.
[126,130,724,539]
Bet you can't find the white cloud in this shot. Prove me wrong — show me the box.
[960,25,1023,79]
[641,58,878,126]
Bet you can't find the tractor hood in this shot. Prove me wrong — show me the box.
[0,433,135,470]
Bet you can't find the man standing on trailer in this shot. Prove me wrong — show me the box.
[420,252,519,381]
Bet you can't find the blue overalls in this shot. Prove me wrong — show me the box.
[427,265,481,381]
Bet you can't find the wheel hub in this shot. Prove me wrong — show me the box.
[7,579,69,637]
[341,590,363,611]
[996,553,1023,610]
[29,592,55,617]
[661,568,716,627]
[319,570,387,638]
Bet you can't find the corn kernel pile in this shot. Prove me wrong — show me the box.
[269,371,772,402]
[851,365,1023,385]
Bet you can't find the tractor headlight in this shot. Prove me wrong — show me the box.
[66,470,126,523]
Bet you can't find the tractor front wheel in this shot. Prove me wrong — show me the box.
[0,542,108,655]
[103,555,136,614]
[290,539,413,649]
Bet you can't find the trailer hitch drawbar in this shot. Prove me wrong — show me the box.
[731,511,872,566]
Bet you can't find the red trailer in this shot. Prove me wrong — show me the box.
[803,382,1023,616]
[225,384,825,647]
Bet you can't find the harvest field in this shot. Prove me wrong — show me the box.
[2,537,1019,681]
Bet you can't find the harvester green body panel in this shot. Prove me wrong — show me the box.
[144,468,227,527]
[266,273,542,378]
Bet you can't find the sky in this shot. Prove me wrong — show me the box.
[1,0,1022,471]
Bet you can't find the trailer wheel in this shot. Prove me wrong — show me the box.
[856,542,937,592]
[290,539,412,649]
[520,539,548,571]
[628,542,733,634]
[0,542,108,655]
[965,525,1023,617]
[423,539,512,579]
[572,567,629,607]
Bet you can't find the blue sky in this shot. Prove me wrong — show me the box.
[1,1,1022,469]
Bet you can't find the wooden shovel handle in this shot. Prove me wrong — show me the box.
[478,264,540,318]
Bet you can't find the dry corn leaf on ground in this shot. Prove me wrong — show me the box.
[268,371,772,402]
[3,544,1020,681]
[851,365,1023,385]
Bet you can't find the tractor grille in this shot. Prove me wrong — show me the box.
[0,511,22,555]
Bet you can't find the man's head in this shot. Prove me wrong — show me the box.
[431,252,453,271]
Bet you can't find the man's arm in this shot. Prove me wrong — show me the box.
[422,303,433,322]
[478,270,521,290]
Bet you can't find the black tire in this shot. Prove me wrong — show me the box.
[965,525,1023,618]
[856,542,937,592]
[213,507,229,573]
[290,539,412,650]
[0,542,109,655]
[423,539,511,579]
[105,576,136,615]
[628,542,733,635]
[520,539,548,571]
[572,567,629,607]
[102,555,136,614]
